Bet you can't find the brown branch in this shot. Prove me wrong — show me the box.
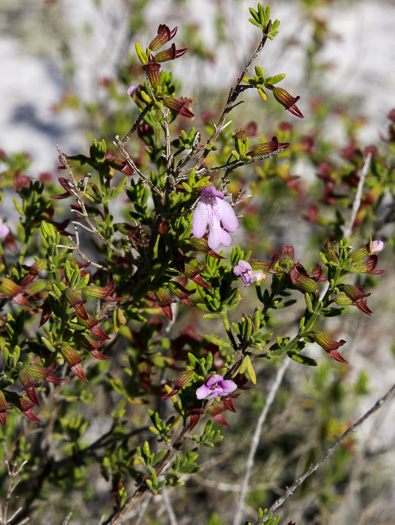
[113,137,164,199]
[0,460,27,524]
[104,424,190,525]
[57,146,122,255]
[195,147,288,178]
[120,103,154,145]
[255,382,395,524]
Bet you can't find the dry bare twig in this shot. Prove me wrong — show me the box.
[57,146,122,255]
[343,152,372,239]
[193,22,273,172]
[233,359,290,525]
[161,486,178,525]
[255,382,395,524]
[0,460,28,525]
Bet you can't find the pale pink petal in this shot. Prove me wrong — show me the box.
[208,224,232,250]
[192,201,208,239]
[207,374,223,386]
[370,240,385,254]
[196,384,212,399]
[201,185,223,199]
[219,379,237,395]
[0,220,9,238]
[216,199,239,233]
[234,260,252,276]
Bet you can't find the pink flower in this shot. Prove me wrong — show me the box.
[192,185,239,250]
[234,260,265,286]
[196,374,237,400]
[127,84,139,97]
[369,239,385,254]
[0,219,10,238]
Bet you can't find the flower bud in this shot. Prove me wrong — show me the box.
[143,59,161,89]
[149,24,178,51]
[247,136,289,156]
[289,265,317,293]
[268,85,304,118]
[154,43,187,62]
[313,332,348,364]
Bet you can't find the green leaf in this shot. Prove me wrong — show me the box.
[265,73,286,84]
[13,198,25,217]
[246,359,256,384]
[287,351,317,366]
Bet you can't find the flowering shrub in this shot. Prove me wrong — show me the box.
[0,2,394,524]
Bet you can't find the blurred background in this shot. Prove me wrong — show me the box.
[0,0,394,524]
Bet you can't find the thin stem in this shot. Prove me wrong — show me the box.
[113,137,164,199]
[343,152,371,239]
[162,486,178,525]
[193,24,272,172]
[255,382,395,524]
[57,146,122,254]
[194,147,288,179]
[104,424,190,525]
[0,242,9,275]
[121,103,154,145]
[17,229,31,265]
[221,310,238,350]
[1,460,27,524]
[233,359,290,525]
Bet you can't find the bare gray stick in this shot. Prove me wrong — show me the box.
[114,137,164,199]
[162,486,178,525]
[233,359,290,525]
[255,382,395,524]
[343,152,372,239]
[194,147,288,179]
[62,512,73,525]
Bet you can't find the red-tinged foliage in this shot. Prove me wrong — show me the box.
[149,24,178,52]
[248,136,290,156]
[162,370,195,398]
[207,404,231,427]
[189,236,226,259]
[0,391,12,427]
[155,43,187,62]
[19,398,41,422]
[288,264,318,294]
[154,288,177,320]
[71,363,89,383]
[188,407,205,430]
[66,289,89,320]
[313,332,348,364]
[19,370,42,406]
[222,398,237,413]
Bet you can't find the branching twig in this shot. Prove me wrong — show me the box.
[57,223,106,269]
[160,107,176,188]
[233,359,290,525]
[113,137,164,199]
[191,147,288,179]
[175,131,201,175]
[0,460,27,525]
[57,146,122,255]
[104,424,190,525]
[193,23,272,171]
[255,382,395,524]
[343,152,372,239]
